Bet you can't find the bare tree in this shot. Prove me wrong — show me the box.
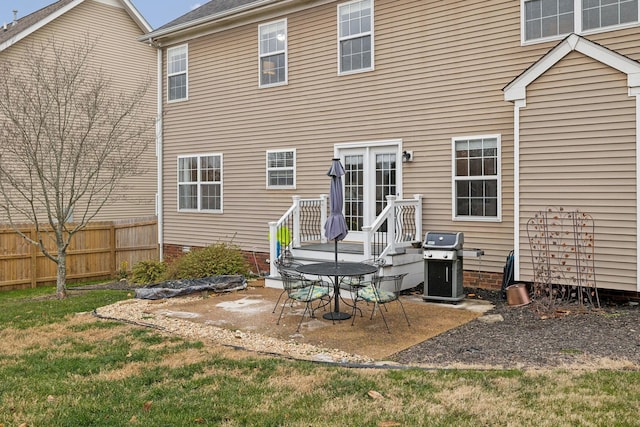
[0,37,153,298]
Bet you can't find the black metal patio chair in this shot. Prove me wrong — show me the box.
[276,269,331,332]
[352,272,410,333]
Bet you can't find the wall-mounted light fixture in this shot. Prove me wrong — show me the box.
[402,150,413,163]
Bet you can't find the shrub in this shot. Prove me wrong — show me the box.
[115,261,129,280]
[131,259,168,285]
[168,243,250,280]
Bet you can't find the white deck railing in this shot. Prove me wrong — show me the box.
[362,194,423,259]
[268,194,423,277]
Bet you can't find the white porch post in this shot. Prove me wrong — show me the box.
[320,194,328,243]
[386,195,397,254]
[362,225,372,259]
[414,194,423,242]
[292,195,301,248]
[268,221,278,277]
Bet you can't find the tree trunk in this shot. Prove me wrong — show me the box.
[56,251,67,299]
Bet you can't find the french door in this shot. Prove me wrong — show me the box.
[339,145,400,241]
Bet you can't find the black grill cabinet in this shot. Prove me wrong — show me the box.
[422,231,465,302]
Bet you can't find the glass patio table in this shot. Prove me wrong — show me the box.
[296,261,378,321]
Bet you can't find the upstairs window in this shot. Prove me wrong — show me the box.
[583,0,638,30]
[266,149,295,188]
[525,0,575,40]
[523,0,639,42]
[167,45,188,101]
[452,136,501,221]
[178,154,222,212]
[338,0,373,74]
[259,20,287,87]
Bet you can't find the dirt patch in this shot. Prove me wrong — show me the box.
[96,286,486,364]
[92,285,640,369]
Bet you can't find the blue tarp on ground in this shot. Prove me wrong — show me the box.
[134,275,247,300]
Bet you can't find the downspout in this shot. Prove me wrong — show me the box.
[628,79,640,291]
[512,99,525,281]
[155,44,164,260]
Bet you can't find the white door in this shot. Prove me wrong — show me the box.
[339,145,400,241]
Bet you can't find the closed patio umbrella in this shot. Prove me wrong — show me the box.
[324,158,348,266]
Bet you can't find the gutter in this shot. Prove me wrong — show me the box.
[141,0,280,40]
[139,0,296,43]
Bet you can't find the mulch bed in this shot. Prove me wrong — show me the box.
[392,287,640,369]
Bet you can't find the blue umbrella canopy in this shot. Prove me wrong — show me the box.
[324,158,348,242]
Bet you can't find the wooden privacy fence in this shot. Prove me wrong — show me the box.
[0,218,158,291]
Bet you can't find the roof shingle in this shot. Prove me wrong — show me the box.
[156,0,263,31]
[0,0,75,46]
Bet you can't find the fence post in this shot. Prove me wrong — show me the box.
[30,227,37,288]
[110,224,117,278]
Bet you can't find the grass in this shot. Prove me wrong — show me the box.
[1,286,640,426]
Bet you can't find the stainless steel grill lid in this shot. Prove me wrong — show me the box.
[423,231,464,250]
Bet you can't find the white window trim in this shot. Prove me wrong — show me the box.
[266,148,296,189]
[258,19,288,88]
[177,153,223,213]
[337,0,375,75]
[167,44,188,103]
[451,134,502,222]
[521,0,640,45]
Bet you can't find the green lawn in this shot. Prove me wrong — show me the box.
[1,286,639,426]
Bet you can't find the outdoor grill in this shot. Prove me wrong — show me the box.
[422,231,479,302]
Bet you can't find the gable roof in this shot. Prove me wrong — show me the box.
[144,0,313,43]
[156,0,263,31]
[504,33,640,102]
[0,0,152,52]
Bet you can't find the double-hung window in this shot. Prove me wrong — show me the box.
[266,149,295,189]
[338,0,373,74]
[452,136,500,221]
[524,0,575,40]
[178,154,222,212]
[259,20,287,87]
[167,45,188,101]
[583,0,638,30]
[523,0,639,43]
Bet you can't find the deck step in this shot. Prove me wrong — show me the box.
[268,245,424,291]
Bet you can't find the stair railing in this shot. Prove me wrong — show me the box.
[268,195,327,277]
[362,194,423,260]
[269,194,422,277]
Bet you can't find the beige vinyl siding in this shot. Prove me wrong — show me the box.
[159,0,640,279]
[160,0,517,269]
[518,51,637,292]
[0,0,157,223]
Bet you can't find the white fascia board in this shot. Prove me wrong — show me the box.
[505,34,640,102]
[0,0,85,53]
[119,0,153,32]
[141,0,282,41]
[574,37,640,77]
[504,35,575,102]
